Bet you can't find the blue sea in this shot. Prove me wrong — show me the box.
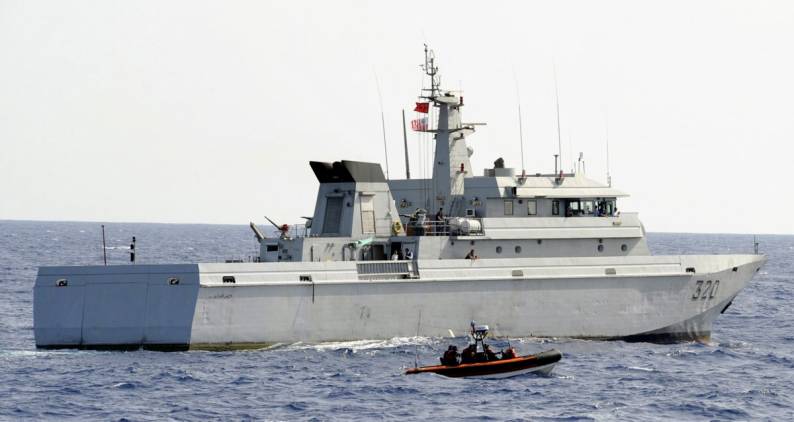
[1,220,792,421]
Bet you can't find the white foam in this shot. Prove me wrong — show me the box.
[291,336,436,352]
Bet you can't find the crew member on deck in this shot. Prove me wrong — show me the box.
[435,208,444,222]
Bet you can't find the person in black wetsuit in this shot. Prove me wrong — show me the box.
[460,344,477,364]
[483,344,499,361]
[440,345,459,366]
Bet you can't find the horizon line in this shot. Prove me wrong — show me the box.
[0,218,791,237]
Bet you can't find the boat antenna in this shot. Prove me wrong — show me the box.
[553,63,563,172]
[513,68,526,174]
[605,108,612,187]
[101,224,107,266]
[402,109,411,179]
[414,309,422,368]
[374,69,390,179]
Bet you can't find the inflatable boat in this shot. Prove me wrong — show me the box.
[406,348,562,379]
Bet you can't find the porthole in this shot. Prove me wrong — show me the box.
[515,246,522,254]
[496,246,503,254]
[537,239,543,245]
[597,244,604,252]
[621,244,628,252]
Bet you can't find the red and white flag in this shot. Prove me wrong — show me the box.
[411,117,428,131]
[414,102,429,113]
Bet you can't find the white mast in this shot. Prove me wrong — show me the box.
[420,45,475,216]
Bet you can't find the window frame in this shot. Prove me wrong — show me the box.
[527,199,537,216]
[504,200,514,216]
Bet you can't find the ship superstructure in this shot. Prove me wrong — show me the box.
[33,47,765,350]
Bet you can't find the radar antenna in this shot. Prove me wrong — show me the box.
[421,44,440,97]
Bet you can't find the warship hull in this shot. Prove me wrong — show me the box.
[33,254,764,350]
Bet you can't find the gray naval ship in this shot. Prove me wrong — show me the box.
[34,47,766,350]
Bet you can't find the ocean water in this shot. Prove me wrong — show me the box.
[0,220,792,421]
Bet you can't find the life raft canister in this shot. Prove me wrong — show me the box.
[392,220,404,235]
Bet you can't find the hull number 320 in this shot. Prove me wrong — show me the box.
[692,280,719,300]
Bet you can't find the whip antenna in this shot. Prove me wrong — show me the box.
[101,224,107,266]
[402,109,411,179]
[605,108,612,186]
[513,68,526,174]
[414,309,422,368]
[374,70,390,179]
[553,63,563,172]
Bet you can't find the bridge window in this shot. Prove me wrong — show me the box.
[582,200,595,215]
[597,199,617,216]
[527,200,537,216]
[567,200,580,216]
[504,200,513,216]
